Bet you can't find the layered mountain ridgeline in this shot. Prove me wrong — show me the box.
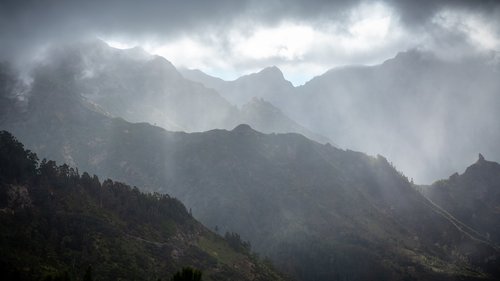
[180,66,294,108]
[0,131,285,281]
[1,68,500,281]
[21,40,325,143]
[29,40,237,132]
[421,154,500,246]
[183,50,500,183]
[179,67,318,140]
[295,51,500,182]
[110,124,500,281]
[239,97,330,144]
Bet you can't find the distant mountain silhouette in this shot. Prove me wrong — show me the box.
[239,97,330,143]
[184,50,500,183]
[180,66,294,107]
[295,50,500,183]
[45,39,238,132]
[24,40,325,143]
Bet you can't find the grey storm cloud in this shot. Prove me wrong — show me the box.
[387,0,500,27]
[0,0,499,65]
[1,0,498,37]
[1,0,500,184]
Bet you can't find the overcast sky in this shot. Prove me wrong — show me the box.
[1,0,499,84]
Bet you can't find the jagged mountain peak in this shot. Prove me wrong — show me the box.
[470,153,499,169]
[478,153,485,163]
[463,153,500,176]
[258,65,284,77]
[238,65,292,86]
[145,55,180,76]
[424,155,500,250]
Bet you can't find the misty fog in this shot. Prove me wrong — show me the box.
[2,1,500,280]
[2,1,500,184]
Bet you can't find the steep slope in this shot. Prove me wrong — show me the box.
[180,67,328,143]
[40,41,327,143]
[48,39,239,132]
[422,154,500,246]
[0,131,285,281]
[183,51,500,183]
[1,65,499,281]
[295,50,500,183]
[180,66,294,107]
[178,68,227,93]
[239,97,330,144]
[134,125,500,281]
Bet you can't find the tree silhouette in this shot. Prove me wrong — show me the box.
[170,267,202,281]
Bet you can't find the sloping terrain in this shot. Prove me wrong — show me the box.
[294,50,500,182]
[37,40,324,144]
[43,40,238,132]
[0,131,285,281]
[180,66,294,107]
[1,58,499,280]
[422,154,500,246]
[183,51,500,183]
[239,97,330,143]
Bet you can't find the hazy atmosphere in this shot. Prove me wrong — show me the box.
[1,1,500,281]
[2,0,499,83]
[2,0,500,183]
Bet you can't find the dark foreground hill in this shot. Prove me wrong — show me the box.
[0,131,284,281]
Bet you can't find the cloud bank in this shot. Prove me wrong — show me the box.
[1,0,499,82]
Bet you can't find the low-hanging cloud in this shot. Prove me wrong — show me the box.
[1,0,500,184]
[1,0,499,81]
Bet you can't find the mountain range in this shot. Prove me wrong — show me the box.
[183,50,500,183]
[1,42,500,280]
[179,65,294,108]
[28,40,327,143]
[0,131,284,281]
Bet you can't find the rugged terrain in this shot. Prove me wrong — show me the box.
[0,131,284,281]
[1,53,499,280]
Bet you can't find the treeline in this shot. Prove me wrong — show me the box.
[0,130,282,281]
[0,130,191,225]
[224,232,251,253]
[0,131,198,280]
[42,266,203,281]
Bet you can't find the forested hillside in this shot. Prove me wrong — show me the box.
[0,131,284,281]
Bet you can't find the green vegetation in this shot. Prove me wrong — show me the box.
[224,232,251,253]
[0,131,285,281]
[2,49,499,281]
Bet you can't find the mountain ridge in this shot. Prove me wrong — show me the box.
[422,153,500,247]
[182,49,500,183]
[33,40,327,143]
[0,130,286,281]
[2,72,499,280]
